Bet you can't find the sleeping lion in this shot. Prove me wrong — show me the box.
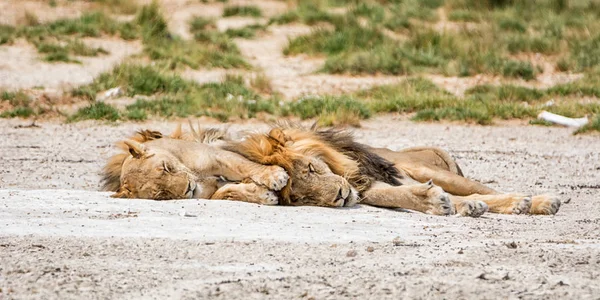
[102,124,560,217]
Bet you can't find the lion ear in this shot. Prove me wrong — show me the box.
[123,139,146,159]
[171,123,183,139]
[269,128,292,146]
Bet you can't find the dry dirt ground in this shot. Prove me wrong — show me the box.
[1,117,599,299]
[1,0,599,299]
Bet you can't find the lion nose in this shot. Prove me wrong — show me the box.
[336,188,347,206]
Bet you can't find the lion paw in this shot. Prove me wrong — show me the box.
[530,195,561,215]
[258,190,279,205]
[509,195,532,215]
[424,186,455,216]
[455,200,488,218]
[252,166,289,191]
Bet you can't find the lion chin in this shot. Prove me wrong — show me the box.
[343,188,360,207]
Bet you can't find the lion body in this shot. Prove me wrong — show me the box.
[102,124,561,216]
[102,129,288,205]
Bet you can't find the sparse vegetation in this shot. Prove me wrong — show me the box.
[138,4,249,69]
[68,102,120,122]
[1,0,598,133]
[72,64,273,122]
[223,5,262,18]
[575,115,600,134]
[282,95,370,126]
[280,0,600,82]
[0,11,137,62]
[225,24,266,39]
[89,0,140,14]
[0,91,38,119]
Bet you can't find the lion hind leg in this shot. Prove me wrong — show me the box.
[450,197,488,217]
[530,194,561,215]
[452,194,532,215]
[403,166,497,196]
[399,146,463,176]
[362,181,455,215]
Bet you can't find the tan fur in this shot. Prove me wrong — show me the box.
[103,124,560,216]
[370,146,560,216]
[224,128,359,207]
[101,126,290,205]
[282,128,371,192]
[228,127,560,216]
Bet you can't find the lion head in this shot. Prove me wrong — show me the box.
[102,130,204,200]
[113,139,200,200]
[224,128,360,207]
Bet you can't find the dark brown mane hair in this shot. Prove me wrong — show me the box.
[223,131,297,204]
[314,128,402,186]
[225,124,402,196]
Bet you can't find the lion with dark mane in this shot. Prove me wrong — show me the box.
[102,123,561,216]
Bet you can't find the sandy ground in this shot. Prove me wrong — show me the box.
[1,117,599,299]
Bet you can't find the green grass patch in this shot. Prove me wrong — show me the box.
[280,0,600,79]
[89,0,140,14]
[448,10,481,22]
[498,18,527,32]
[0,24,16,45]
[575,115,600,134]
[68,102,120,122]
[269,2,344,26]
[3,1,247,68]
[137,5,249,69]
[282,95,370,126]
[73,64,192,100]
[36,39,108,63]
[225,24,266,39]
[74,64,273,122]
[125,74,276,121]
[223,5,262,17]
[20,11,138,41]
[0,107,35,118]
[1,11,138,62]
[0,90,36,118]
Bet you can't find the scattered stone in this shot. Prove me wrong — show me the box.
[366,246,375,252]
[506,241,518,249]
[96,87,123,102]
[179,210,197,217]
[392,237,404,246]
[346,250,357,257]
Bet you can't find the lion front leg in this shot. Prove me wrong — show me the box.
[361,181,455,215]
[212,152,289,191]
[211,182,279,205]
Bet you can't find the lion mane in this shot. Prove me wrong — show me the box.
[224,125,403,203]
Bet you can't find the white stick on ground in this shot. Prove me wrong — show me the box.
[537,110,588,128]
